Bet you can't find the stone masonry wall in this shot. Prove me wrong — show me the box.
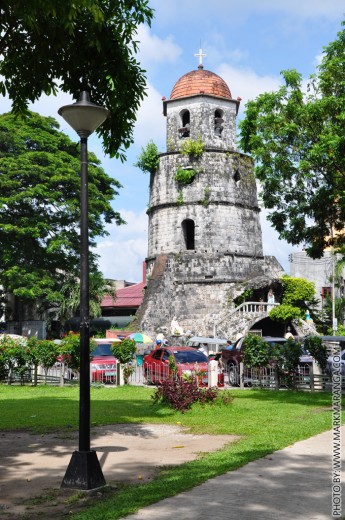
[147,150,262,258]
[165,96,238,150]
[138,252,284,338]
[138,87,284,339]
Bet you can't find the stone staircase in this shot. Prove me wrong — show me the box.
[212,301,277,338]
[210,301,318,339]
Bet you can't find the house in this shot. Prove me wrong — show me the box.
[100,281,145,327]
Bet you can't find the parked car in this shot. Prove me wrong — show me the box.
[326,350,345,376]
[221,336,312,386]
[143,346,211,385]
[90,338,119,384]
[186,336,228,357]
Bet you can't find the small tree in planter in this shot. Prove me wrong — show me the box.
[304,336,328,371]
[0,335,28,384]
[242,335,275,387]
[242,335,272,368]
[59,332,82,378]
[111,338,137,385]
[275,338,303,389]
[26,337,59,385]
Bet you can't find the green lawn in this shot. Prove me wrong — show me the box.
[0,385,340,519]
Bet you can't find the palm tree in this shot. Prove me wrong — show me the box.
[57,270,116,331]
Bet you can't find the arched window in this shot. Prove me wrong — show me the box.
[179,110,190,138]
[233,168,241,184]
[214,109,224,138]
[182,219,195,250]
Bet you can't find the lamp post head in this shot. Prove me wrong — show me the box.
[58,91,109,138]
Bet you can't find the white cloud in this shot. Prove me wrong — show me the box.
[136,25,182,69]
[94,209,148,282]
[133,82,166,149]
[216,63,282,107]
[260,208,300,274]
[314,52,325,66]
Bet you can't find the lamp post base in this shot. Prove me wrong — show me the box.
[61,450,106,490]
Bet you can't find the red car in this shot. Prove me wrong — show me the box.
[143,346,210,385]
[90,341,117,384]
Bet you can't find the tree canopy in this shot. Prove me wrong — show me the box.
[239,20,345,259]
[269,276,316,325]
[0,0,154,159]
[0,111,123,309]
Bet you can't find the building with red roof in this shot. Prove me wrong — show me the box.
[100,263,146,327]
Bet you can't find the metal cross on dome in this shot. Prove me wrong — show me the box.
[194,47,206,69]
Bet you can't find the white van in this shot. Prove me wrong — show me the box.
[186,336,228,356]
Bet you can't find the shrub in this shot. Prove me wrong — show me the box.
[274,339,303,389]
[122,364,135,385]
[176,189,184,205]
[242,335,272,367]
[202,187,210,206]
[134,141,159,174]
[180,136,204,159]
[111,338,137,364]
[59,332,83,373]
[304,336,328,370]
[175,165,197,185]
[0,335,29,384]
[277,338,302,372]
[152,378,218,413]
[269,303,303,323]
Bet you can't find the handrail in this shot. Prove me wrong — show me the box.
[215,301,279,326]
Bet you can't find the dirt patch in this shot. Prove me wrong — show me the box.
[0,424,238,519]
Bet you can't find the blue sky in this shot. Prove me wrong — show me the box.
[2,1,345,282]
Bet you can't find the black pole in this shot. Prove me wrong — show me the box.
[79,136,90,452]
[61,134,106,490]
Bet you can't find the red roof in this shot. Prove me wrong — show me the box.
[101,282,145,308]
[170,69,232,100]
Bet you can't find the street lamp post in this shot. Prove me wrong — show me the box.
[58,91,109,489]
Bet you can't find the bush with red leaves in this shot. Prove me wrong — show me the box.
[152,377,219,413]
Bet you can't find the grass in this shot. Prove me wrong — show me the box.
[0,385,342,519]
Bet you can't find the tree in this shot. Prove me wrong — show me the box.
[30,340,59,383]
[269,276,317,328]
[134,141,160,174]
[304,336,328,371]
[59,332,96,374]
[57,271,114,330]
[242,335,273,368]
[111,338,137,364]
[269,304,303,324]
[0,111,124,315]
[239,20,345,259]
[0,334,28,384]
[0,0,154,159]
[280,276,316,308]
[274,338,303,389]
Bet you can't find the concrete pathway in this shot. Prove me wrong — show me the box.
[124,426,344,520]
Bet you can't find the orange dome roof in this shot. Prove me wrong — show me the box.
[170,68,232,100]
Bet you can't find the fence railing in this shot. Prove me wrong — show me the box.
[226,363,344,391]
[2,361,343,392]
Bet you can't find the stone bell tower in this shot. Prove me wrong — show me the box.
[137,53,283,338]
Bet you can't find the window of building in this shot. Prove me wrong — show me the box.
[182,219,195,250]
[321,286,332,299]
[233,168,241,184]
[214,109,224,138]
[179,110,190,138]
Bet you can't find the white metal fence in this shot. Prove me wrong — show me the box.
[2,361,343,392]
[226,363,344,391]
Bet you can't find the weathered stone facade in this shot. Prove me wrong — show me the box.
[138,66,284,338]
